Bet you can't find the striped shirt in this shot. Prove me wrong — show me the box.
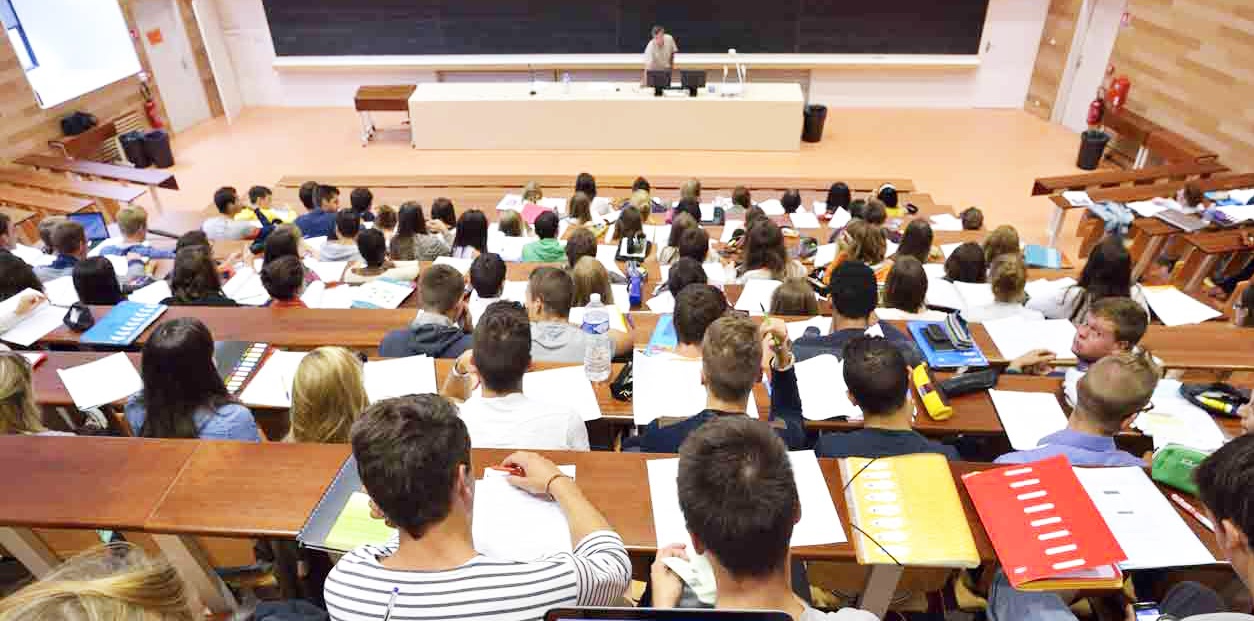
[324,531,631,621]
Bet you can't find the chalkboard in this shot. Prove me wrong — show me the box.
[263,0,990,56]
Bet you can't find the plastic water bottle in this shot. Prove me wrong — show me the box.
[562,72,572,94]
[581,293,612,382]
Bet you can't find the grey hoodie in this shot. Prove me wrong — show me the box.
[319,242,363,264]
[530,321,589,364]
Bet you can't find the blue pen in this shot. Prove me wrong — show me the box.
[382,587,398,621]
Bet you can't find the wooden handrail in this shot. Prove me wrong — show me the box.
[1031,160,1228,196]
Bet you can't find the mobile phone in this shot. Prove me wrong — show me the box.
[1133,601,1161,621]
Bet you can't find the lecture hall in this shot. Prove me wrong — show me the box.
[1,0,1253,620]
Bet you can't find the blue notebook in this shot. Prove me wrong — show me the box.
[1023,244,1062,269]
[646,314,678,354]
[80,302,167,346]
[908,321,988,369]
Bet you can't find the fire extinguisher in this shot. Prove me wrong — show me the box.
[1087,87,1106,127]
[140,81,164,129]
[1105,75,1131,111]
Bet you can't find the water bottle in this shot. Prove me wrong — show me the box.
[581,293,612,382]
[562,72,572,94]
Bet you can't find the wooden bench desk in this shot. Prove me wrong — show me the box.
[354,85,417,145]
[0,206,38,245]
[1173,228,1254,293]
[1032,161,1228,196]
[0,167,148,219]
[16,154,177,211]
[0,185,96,220]
[277,174,916,194]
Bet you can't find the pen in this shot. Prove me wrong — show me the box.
[382,586,398,621]
[488,465,525,477]
[1170,493,1215,532]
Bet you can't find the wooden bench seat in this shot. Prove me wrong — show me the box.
[0,185,96,220]
[0,207,38,245]
[275,174,916,194]
[0,167,147,220]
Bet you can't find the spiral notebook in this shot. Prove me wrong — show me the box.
[79,302,167,346]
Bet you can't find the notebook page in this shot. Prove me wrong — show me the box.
[55,352,143,410]
[988,390,1068,451]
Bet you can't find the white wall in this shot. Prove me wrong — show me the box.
[214,0,1047,110]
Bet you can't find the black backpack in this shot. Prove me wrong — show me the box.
[60,111,98,136]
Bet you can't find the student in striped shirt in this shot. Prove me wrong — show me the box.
[323,394,630,621]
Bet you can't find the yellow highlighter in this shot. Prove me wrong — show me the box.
[912,364,953,421]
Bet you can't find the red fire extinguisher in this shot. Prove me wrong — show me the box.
[140,81,164,129]
[1106,75,1131,111]
[1087,87,1106,127]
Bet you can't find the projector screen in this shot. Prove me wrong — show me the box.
[7,0,142,109]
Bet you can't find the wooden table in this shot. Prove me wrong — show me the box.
[276,174,917,194]
[0,206,38,245]
[16,154,178,211]
[354,85,417,146]
[1174,228,1254,293]
[0,167,148,220]
[0,185,96,220]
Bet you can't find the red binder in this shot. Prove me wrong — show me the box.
[962,455,1127,590]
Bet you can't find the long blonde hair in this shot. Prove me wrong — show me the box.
[0,353,45,435]
[0,543,194,621]
[286,347,368,444]
[570,256,613,308]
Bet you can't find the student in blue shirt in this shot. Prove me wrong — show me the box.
[125,317,261,442]
[793,260,922,367]
[293,183,340,241]
[95,206,175,260]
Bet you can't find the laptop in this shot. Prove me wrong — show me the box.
[1152,209,1207,233]
[67,212,112,249]
[545,608,791,621]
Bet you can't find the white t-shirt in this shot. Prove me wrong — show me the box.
[1026,284,1150,323]
[202,216,258,241]
[961,302,1045,324]
[644,34,678,71]
[801,605,879,621]
[457,393,590,451]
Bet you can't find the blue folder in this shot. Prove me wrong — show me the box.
[907,320,988,369]
[80,302,167,347]
[1023,244,1062,269]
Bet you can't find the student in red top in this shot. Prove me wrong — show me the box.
[261,255,306,308]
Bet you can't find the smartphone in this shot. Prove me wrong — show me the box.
[1133,602,1161,621]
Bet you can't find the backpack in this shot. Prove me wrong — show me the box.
[1085,201,1134,238]
[60,111,98,136]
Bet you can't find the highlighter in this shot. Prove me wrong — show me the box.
[912,364,953,421]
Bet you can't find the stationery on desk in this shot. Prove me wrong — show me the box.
[0,289,66,347]
[214,341,271,396]
[1024,244,1062,269]
[812,243,838,268]
[473,465,577,561]
[363,355,437,403]
[1142,285,1223,327]
[12,244,53,267]
[42,276,78,306]
[925,279,994,314]
[631,351,755,425]
[351,279,414,310]
[237,350,307,408]
[1062,191,1095,207]
[793,354,861,421]
[962,455,1125,590]
[496,194,523,212]
[988,389,1068,451]
[538,197,567,214]
[702,262,729,285]
[79,302,167,347]
[841,453,978,567]
[1131,379,1226,451]
[595,245,626,278]
[434,256,473,275]
[758,199,785,216]
[56,352,144,410]
[907,321,989,369]
[523,366,602,422]
[789,212,820,229]
[299,456,394,554]
[930,213,963,232]
[128,279,172,305]
[648,451,846,550]
[300,281,357,309]
[733,280,782,315]
[646,314,678,353]
[303,259,349,284]
[721,222,744,243]
[645,290,675,314]
[1024,277,1076,300]
[223,269,269,306]
[1127,200,1166,218]
[982,316,1077,361]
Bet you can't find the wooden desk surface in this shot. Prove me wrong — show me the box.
[16,154,179,190]
[1183,228,1254,255]
[1046,173,1254,211]
[0,206,36,224]
[0,436,198,530]
[0,185,95,214]
[354,85,417,111]
[1031,161,1228,196]
[0,167,148,203]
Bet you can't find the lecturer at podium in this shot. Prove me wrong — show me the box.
[642,25,678,84]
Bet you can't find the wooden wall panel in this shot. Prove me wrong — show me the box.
[1110,0,1254,170]
[1024,0,1083,121]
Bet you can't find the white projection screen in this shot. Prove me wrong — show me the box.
[8,0,142,108]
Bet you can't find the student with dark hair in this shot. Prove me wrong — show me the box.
[346,229,419,284]
[862,198,888,226]
[72,257,124,305]
[261,255,306,308]
[794,261,922,366]
[737,221,805,282]
[234,185,283,225]
[320,210,364,263]
[522,211,566,262]
[633,316,806,453]
[261,224,301,265]
[174,230,210,254]
[822,182,851,219]
[429,197,457,241]
[348,187,376,222]
[450,209,489,259]
[666,257,708,298]
[0,253,44,336]
[439,301,589,450]
[469,252,507,299]
[612,206,644,243]
[294,184,340,240]
[126,318,260,441]
[323,394,628,619]
[673,197,702,224]
[161,247,238,307]
[564,227,599,269]
[894,219,940,263]
[379,264,473,359]
[815,336,957,459]
[35,220,144,285]
[526,266,631,363]
[944,241,986,283]
[633,176,651,193]
[390,201,450,262]
[650,416,875,620]
[960,206,984,230]
[731,186,752,210]
[876,183,899,210]
[575,172,597,199]
[658,212,698,265]
[203,187,260,241]
[880,256,946,321]
[677,226,712,264]
[1028,235,1148,322]
[568,192,605,238]
[671,284,728,357]
[298,180,317,212]
[375,204,398,239]
[769,277,818,316]
[780,189,802,214]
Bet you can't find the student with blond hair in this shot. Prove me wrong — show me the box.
[0,353,67,436]
[769,277,819,316]
[287,347,369,444]
[571,256,614,308]
[95,206,175,259]
[962,254,1043,323]
[982,224,1020,264]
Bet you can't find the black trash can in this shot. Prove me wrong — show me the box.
[802,104,827,143]
[119,130,150,168]
[1076,129,1110,170]
[142,130,175,169]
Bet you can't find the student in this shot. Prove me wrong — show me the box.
[72,257,125,305]
[0,543,194,620]
[732,185,752,211]
[522,211,566,262]
[960,206,984,230]
[663,258,708,300]
[36,216,63,255]
[450,209,488,259]
[821,181,851,219]
[879,256,947,321]
[677,226,712,264]
[389,201,450,262]
[627,189,654,220]
[96,206,175,259]
[127,318,261,441]
[780,189,802,214]
[319,210,364,263]
[375,204,398,239]
[737,221,806,282]
[34,221,143,284]
[1235,283,1254,328]
[565,227,598,268]
[298,180,317,213]
[612,205,645,243]
[0,212,14,252]
[795,261,922,366]
[1006,296,1148,375]
[651,416,876,620]
[770,277,819,316]
[294,184,340,240]
[438,302,589,451]
[0,254,45,335]
[261,224,306,264]
[430,197,457,241]
[862,198,888,226]
[814,336,957,459]
[526,266,632,363]
[962,254,1043,323]
[1027,235,1149,322]
[287,346,367,443]
[824,220,888,284]
[345,229,419,284]
[498,210,530,238]
[260,255,306,308]
[876,183,899,210]
[521,180,544,205]
[469,252,507,300]
[635,316,806,453]
[658,212,698,265]
[982,224,1020,264]
[203,187,261,241]
[671,284,728,358]
[349,187,376,223]
[681,178,701,203]
[234,185,285,224]
[323,394,628,620]
[575,171,597,200]
[673,197,702,224]
[894,219,941,264]
[571,256,614,307]
[379,264,473,359]
[944,241,986,283]
[161,247,238,307]
[0,353,68,436]
[568,192,605,237]
[173,230,210,254]
[846,198,867,221]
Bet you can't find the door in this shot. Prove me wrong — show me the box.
[1022,0,1084,121]
[972,0,1051,108]
[191,0,243,123]
[1057,0,1128,132]
[132,0,211,132]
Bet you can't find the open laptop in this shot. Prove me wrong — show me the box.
[67,212,112,250]
[545,608,791,621]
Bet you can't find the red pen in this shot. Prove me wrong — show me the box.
[488,465,524,477]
